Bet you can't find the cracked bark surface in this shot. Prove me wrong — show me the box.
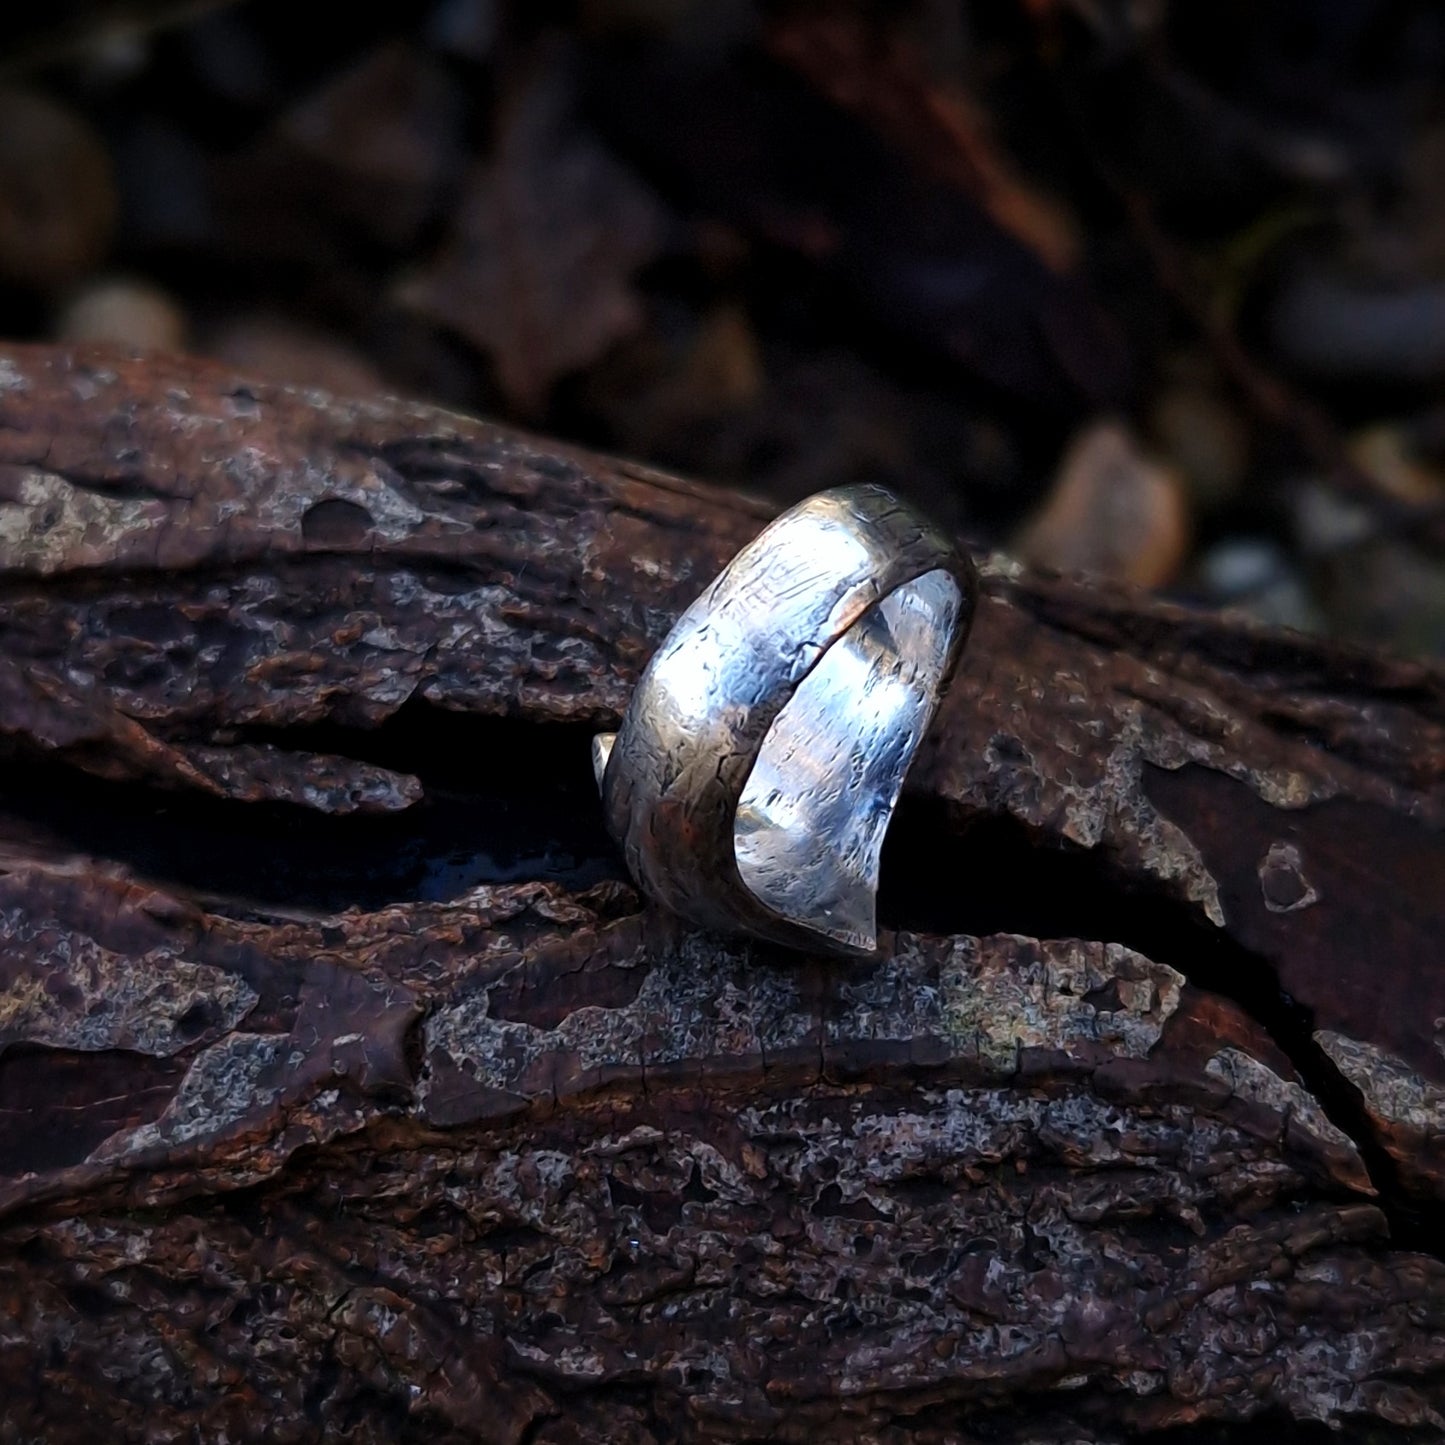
[0,344,1442,1442]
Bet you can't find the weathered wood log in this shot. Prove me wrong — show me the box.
[0,344,1442,1442]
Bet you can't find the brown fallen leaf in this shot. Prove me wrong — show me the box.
[277,42,463,251]
[397,52,668,414]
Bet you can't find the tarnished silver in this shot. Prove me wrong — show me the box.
[594,484,976,956]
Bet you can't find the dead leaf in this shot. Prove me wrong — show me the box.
[397,56,667,413]
[278,42,463,250]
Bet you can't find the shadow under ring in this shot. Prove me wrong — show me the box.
[595,484,978,955]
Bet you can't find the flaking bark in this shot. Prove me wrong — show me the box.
[0,345,1442,1442]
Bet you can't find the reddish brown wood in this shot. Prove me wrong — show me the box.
[0,345,1442,1442]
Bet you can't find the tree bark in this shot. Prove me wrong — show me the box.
[0,344,1442,1443]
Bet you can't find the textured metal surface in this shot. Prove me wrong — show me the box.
[597,484,977,953]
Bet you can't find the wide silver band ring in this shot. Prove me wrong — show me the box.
[594,484,977,956]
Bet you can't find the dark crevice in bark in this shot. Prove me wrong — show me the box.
[1,699,1438,1258]
[880,794,1445,1258]
[222,698,616,795]
[3,703,1438,1257]
[0,713,623,913]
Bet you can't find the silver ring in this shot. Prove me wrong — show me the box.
[594,484,977,956]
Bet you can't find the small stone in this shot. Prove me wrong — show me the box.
[1348,425,1445,507]
[1014,421,1191,588]
[1292,481,1376,555]
[1196,537,1324,635]
[55,278,187,353]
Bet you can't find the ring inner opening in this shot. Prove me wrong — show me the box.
[732,567,962,952]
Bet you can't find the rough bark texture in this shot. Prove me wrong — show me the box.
[0,345,1442,1443]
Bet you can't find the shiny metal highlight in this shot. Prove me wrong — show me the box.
[595,484,977,955]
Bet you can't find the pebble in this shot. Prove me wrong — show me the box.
[1196,538,1324,634]
[1348,425,1445,507]
[55,277,187,352]
[1291,481,1376,556]
[1013,421,1191,588]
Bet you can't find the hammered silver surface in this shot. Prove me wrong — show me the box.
[597,485,976,955]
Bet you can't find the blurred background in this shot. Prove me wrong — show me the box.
[3,0,1445,655]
